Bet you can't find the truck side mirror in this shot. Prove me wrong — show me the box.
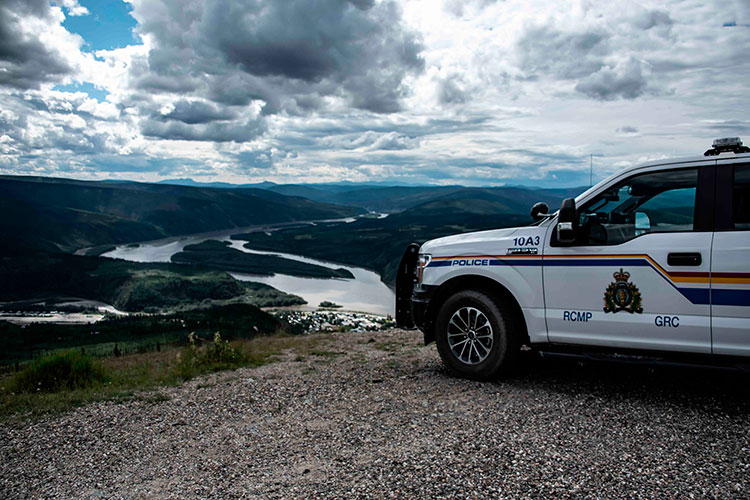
[557,198,577,244]
[530,202,550,221]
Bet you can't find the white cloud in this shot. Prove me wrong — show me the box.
[0,0,748,186]
[77,98,119,120]
[60,0,89,16]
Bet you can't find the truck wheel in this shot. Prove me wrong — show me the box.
[435,290,517,380]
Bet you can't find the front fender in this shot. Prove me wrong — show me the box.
[426,260,543,311]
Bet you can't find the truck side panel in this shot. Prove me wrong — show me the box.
[420,226,548,343]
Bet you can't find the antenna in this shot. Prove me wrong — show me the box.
[589,154,593,187]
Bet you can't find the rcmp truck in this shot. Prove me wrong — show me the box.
[395,138,750,379]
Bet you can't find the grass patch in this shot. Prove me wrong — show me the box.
[173,332,271,381]
[8,350,106,393]
[0,329,344,421]
[0,330,302,421]
[0,347,178,419]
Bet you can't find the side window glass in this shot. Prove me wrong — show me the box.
[576,168,697,246]
[734,165,750,230]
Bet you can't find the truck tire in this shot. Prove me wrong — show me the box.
[435,290,517,380]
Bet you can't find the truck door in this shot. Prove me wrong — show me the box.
[543,163,714,353]
[711,160,750,356]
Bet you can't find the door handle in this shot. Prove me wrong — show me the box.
[667,252,702,266]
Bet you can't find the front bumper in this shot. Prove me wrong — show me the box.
[410,285,434,330]
[395,243,420,328]
[395,243,438,343]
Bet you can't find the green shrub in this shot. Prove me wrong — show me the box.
[174,332,247,380]
[9,350,106,393]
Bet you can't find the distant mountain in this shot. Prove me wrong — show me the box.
[158,178,277,189]
[263,185,459,211]
[152,178,586,214]
[0,175,363,254]
[266,184,583,213]
[156,178,423,191]
[265,184,332,200]
[403,186,583,216]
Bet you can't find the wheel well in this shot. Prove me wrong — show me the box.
[423,275,529,346]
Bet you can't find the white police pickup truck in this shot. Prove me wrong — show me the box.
[395,138,750,379]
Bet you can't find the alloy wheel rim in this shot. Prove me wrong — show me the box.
[447,306,493,365]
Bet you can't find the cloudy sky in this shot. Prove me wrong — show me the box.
[0,0,748,187]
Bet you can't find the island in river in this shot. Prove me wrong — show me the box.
[171,240,354,279]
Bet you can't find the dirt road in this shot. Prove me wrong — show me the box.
[2,329,748,499]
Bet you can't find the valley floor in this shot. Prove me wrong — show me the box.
[1,329,749,499]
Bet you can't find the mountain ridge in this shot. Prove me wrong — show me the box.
[0,175,363,254]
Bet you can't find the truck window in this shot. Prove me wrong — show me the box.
[576,168,698,246]
[734,165,750,230]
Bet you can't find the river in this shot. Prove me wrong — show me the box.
[101,219,395,316]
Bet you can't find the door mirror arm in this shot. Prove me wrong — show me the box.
[530,202,551,222]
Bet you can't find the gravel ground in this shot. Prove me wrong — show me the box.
[1,328,749,499]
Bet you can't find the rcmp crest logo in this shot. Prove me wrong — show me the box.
[603,269,643,314]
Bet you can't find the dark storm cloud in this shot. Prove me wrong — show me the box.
[140,115,266,142]
[631,9,673,31]
[133,73,202,94]
[205,72,274,107]
[0,0,73,89]
[348,0,376,9]
[517,25,610,80]
[1,0,49,15]
[346,70,412,113]
[155,100,236,124]
[516,21,662,101]
[575,58,651,100]
[134,0,424,114]
[704,120,750,135]
[206,0,422,82]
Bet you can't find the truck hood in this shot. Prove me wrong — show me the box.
[420,226,529,255]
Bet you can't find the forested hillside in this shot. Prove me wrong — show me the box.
[0,175,363,253]
[232,185,581,284]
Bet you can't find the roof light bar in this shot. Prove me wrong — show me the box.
[704,137,750,156]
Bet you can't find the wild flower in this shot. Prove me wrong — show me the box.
[174,331,246,380]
